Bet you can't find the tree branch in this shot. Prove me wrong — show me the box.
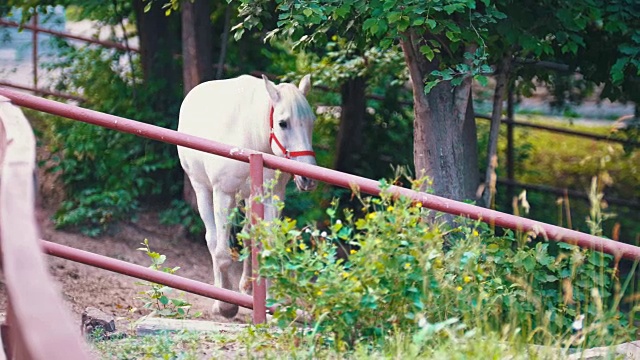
[514,58,571,72]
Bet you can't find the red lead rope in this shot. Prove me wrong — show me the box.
[268,104,316,159]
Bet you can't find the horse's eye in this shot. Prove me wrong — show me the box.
[279,120,288,129]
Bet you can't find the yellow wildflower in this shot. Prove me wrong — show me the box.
[463,276,473,283]
[456,286,463,292]
[299,243,307,250]
[387,206,394,212]
[404,263,411,270]
[473,230,479,237]
[273,195,280,201]
[317,290,323,296]
[350,249,357,255]
[415,202,422,208]
[342,272,349,279]
[367,212,376,220]
[286,248,291,253]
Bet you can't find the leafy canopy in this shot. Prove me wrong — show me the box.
[234,0,505,89]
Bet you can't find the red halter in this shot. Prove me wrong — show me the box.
[269,105,316,159]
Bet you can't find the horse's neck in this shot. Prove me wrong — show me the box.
[231,77,273,154]
[242,83,272,155]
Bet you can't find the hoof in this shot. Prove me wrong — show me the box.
[214,301,239,318]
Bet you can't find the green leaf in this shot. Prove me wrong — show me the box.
[363,18,377,31]
[159,295,169,305]
[420,45,435,61]
[476,75,488,87]
[522,255,536,272]
[388,12,402,23]
[444,4,461,14]
[171,298,189,307]
[611,58,629,85]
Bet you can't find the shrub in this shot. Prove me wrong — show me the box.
[241,180,636,352]
[37,43,181,236]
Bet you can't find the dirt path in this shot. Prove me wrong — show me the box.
[0,205,252,332]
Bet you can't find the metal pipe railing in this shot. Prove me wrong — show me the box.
[250,154,267,323]
[0,18,138,52]
[41,240,257,310]
[1,87,638,261]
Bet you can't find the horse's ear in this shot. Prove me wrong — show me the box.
[262,74,281,103]
[298,74,312,96]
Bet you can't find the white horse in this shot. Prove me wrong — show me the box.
[177,74,317,318]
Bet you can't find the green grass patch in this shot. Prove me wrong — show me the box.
[477,114,640,242]
[92,330,239,359]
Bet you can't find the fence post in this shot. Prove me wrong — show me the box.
[506,87,515,202]
[31,14,38,94]
[250,153,266,324]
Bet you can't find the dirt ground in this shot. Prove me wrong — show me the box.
[0,194,252,334]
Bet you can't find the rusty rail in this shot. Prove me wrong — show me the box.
[41,241,257,311]
[475,113,640,148]
[0,81,85,102]
[250,154,267,323]
[1,87,638,262]
[0,95,90,359]
[0,18,138,52]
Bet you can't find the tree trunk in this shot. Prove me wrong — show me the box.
[182,0,213,92]
[334,76,367,173]
[216,4,232,79]
[481,54,511,208]
[132,0,181,113]
[400,31,480,213]
[181,0,213,208]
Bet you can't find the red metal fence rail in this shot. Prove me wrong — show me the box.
[0,95,90,359]
[1,86,640,330]
[0,18,138,52]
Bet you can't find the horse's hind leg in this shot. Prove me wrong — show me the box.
[211,189,243,318]
[191,182,216,251]
[239,220,253,295]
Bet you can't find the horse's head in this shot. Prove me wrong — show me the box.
[263,74,317,192]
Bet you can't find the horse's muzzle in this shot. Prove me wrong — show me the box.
[294,175,317,191]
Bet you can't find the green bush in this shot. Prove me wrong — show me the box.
[38,43,181,236]
[241,180,636,352]
[159,200,205,239]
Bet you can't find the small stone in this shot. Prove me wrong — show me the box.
[81,307,116,340]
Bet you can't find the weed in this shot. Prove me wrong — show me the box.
[132,239,201,319]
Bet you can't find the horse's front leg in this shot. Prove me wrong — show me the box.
[211,189,244,318]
